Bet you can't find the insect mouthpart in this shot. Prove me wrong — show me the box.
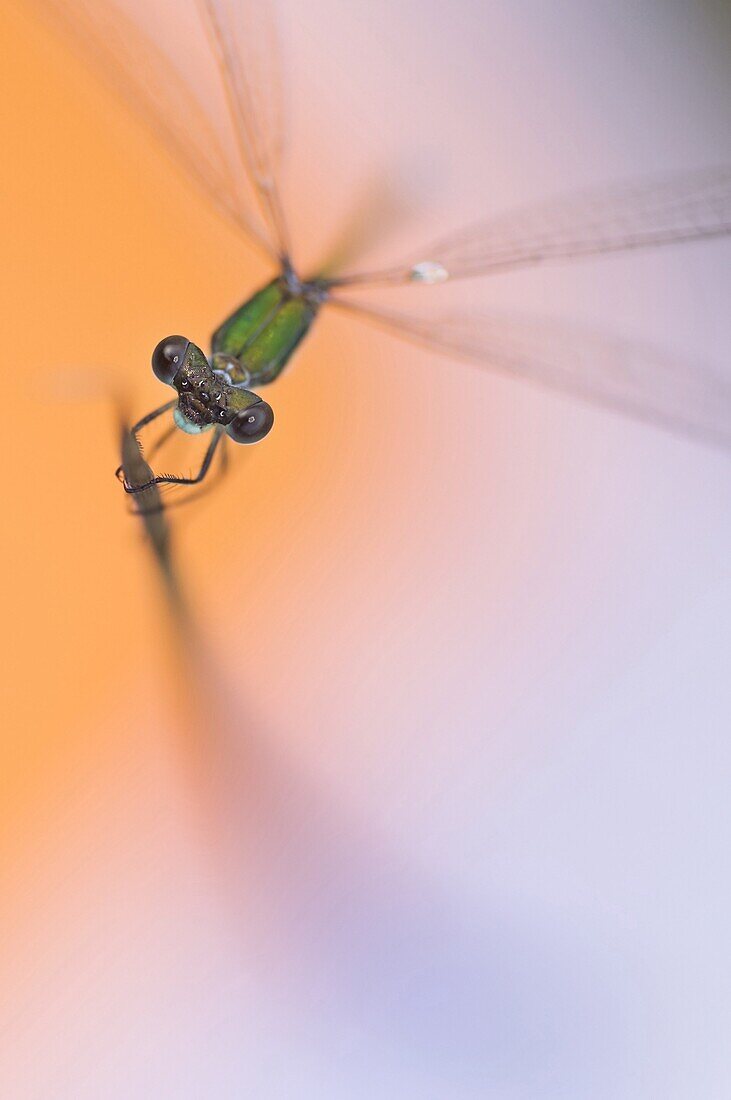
[173,399,212,434]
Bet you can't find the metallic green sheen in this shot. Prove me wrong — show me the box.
[211,278,318,386]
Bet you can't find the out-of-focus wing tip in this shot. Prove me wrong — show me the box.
[117,415,173,565]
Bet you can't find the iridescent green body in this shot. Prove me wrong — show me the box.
[211,275,324,387]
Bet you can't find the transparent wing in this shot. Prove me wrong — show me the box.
[329,165,731,287]
[199,0,291,261]
[32,0,281,258]
[332,299,731,449]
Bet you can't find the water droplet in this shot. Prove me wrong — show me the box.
[409,261,449,285]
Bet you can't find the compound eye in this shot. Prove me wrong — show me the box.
[152,335,188,385]
[227,401,274,444]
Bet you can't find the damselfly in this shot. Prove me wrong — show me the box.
[40,0,731,494]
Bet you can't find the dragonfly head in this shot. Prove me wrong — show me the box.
[151,335,274,444]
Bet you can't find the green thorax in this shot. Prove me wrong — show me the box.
[211,276,322,387]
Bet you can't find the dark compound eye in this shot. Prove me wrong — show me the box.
[227,401,274,444]
[151,335,188,385]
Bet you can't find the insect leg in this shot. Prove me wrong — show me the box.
[120,429,224,495]
[115,399,177,485]
[130,399,177,434]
